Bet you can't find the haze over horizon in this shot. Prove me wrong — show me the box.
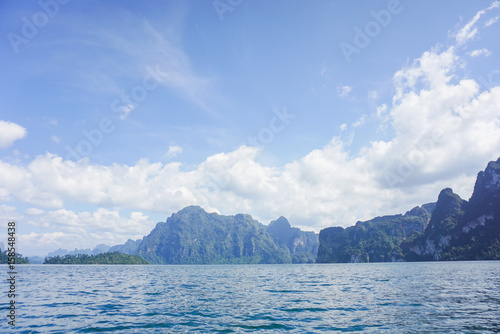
[1,1,500,256]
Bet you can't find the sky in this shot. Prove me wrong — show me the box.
[1,0,500,256]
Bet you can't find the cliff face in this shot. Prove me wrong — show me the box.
[135,206,288,264]
[318,157,500,262]
[403,188,465,261]
[266,216,319,263]
[404,158,500,261]
[109,239,142,255]
[316,205,433,263]
[132,206,317,264]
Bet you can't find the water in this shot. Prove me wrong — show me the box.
[2,261,499,333]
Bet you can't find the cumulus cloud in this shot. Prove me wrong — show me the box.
[164,145,183,158]
[2,206,156,256]
[26,208,44,216]
[468,48,492,57]
[0,121,27,149]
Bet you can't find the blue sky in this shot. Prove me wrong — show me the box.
[1,0,500,256]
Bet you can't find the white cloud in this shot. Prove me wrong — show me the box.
[0,205,22,222]
[0,121,27,149]
[338,85,352,98]
[4,207,156,256]
[368,90,378,100]
[119,104,135,120]
[352,115,367,128]
[51,135,61,144]
[113,22,217,115]
[1,43,499,234]
[468,48,492,57]
[376,104,388,118]
[455,1,500,45]
[43,117,58,127]
[485,15,500,26]
[164,145,183,158]
[26,208,44,216]
[2,49,500,231]
[340,124,347,131]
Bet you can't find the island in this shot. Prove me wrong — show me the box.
[43,251,150,264]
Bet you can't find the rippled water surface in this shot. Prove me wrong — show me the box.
[2,261,499,333]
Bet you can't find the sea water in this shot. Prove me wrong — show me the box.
[2,261,499,333]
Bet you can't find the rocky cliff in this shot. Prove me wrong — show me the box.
[316,204,433,263]
[134,206,316,264]
[318,157,500,262]
[266,216,319,263]
[404,158,500,261]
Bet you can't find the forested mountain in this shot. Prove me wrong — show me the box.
[404,158,500,261]
[316,204,434,263]
[135,206,318,264]
[109,239,142,255]
[266,216,319,263]
[318,157,500,262]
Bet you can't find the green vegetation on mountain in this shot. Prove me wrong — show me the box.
[43,251,149,264]
[318,157,500,262]
[266,216,319,263]
[135,206,317,264]
[317,205,433,263]
[109,239,142,255]
[0,251,29,264]
[404,158,500,261]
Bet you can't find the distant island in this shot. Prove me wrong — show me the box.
[34,157,500,265]
[43,252,150,264]
[0,250,29,264]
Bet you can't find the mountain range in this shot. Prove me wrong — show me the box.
[109,206,319,264]
[36,157,500,264]
[317,157,500,262]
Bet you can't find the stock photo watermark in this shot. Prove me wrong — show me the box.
[384,128,445,187]
[244,107,296,149]
[477,70,500,91]
[7,0,71,54]
[213,0,243,21]
[340,0,404,64]
[65,65,169,161]
[6,221,17,327]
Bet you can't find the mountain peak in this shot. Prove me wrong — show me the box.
[429,188,464,228]
[178,205,206,213]
[268,216,291,229]
[479,157,500,190]
[469,157,500,206]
